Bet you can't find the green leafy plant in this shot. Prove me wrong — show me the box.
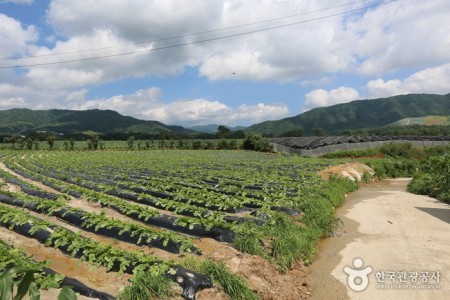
[408,152,450,203]
[0,266,76,300]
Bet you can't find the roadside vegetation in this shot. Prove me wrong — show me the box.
[322,142,450,178]
[322,142,450,204]
[407,151,450,204]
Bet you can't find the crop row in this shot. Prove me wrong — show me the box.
[0,185,199,254]
[0,239,114,299]
[3,161,237,242]
[0,203,212,299]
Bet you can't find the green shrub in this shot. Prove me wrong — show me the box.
[242,133,272,152]
[407,173,433,196]
[363,158,417,179]
[408,152,450,203]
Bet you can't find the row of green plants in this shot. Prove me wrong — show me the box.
[52,152,339,270]
[10,159,238,228]
[0,149,368,299]
[4,160,234,232]
[0,240,65,291]
[3,151,344,271]
[18,151,327,204]
[1,132,276,153]
[0,266,76,300]
[0,236,79,299]
[0,185,199,254]
[0,138,245,151]
[0,138,243,151]
[0,173,260,300]
[9,151,327,218]
[0,201,258,300]
[0,204,257,300]
[0,204,168,274]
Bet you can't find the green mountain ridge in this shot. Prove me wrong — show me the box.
[0,108,193,136]
[1,94,449,138]
[247,94,450,135]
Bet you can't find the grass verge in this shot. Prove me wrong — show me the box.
[407,152,450,204]
[234,176,359,272]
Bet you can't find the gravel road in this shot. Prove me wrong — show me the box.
[308,178,450,300]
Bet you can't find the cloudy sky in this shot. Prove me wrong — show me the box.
[0,0,449,126]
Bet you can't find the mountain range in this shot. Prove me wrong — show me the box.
[247,93,450,135]
[0,94,449,137]
[0,109,192,136]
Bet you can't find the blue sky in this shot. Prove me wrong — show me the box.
[0,0,449,126]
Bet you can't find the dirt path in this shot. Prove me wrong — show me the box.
[308,178,450,300]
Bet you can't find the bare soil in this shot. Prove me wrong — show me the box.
[318,162,374,182]
[0,226,130,297]
[195,238,311,300]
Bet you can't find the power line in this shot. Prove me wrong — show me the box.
[0,0,399,69]
[0,0,372,61]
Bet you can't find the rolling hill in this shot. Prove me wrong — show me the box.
[0,109,192,136]
[247,94,450,135]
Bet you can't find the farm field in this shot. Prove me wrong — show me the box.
[0,150,358,300]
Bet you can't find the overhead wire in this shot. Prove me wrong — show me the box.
[0,0,399,69]
[0,0,373,61]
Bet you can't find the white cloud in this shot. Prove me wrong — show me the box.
[69,86,289,125]
[0,14,37,58]
[144,100,289,125]
[367,63,450,98]
[34,0,449,84]
[72,87,162,118]
[47,0,223,40]
[304,87,360,110]
[144,99,229,124]
[3,0,449,88]
[0,84,30,108]
[1,0,450,126]
[349,1,450,75]
[302,63,450,111]
[26,68,104,90]
[228,103,289,123]
[0,97,27,108]
[199,50,283,81]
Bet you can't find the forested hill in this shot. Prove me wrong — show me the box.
[246,94,450,136]
[0,109,192,135]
